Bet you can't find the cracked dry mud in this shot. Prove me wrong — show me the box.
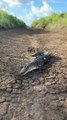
[0,28,67,120]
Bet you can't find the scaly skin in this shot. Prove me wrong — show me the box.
[19,51,50,75]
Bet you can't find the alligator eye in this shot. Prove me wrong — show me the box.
[44,57,46,60]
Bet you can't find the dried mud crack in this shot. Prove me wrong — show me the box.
[0,28,67,120]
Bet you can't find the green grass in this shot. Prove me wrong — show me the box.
[31,12,67,31]
[0,10,27,29]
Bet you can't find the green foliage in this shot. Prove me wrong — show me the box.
[32,12,67,30]
[0,10,27,29]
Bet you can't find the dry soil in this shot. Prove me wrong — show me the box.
[0,28,67,120]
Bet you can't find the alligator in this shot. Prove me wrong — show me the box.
[19,51,51,76]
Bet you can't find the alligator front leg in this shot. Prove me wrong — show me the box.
[38,65,44,73]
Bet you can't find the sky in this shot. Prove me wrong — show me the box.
[0,0,67,25]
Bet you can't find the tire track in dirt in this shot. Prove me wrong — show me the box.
[0,28,67,120]
[30,37,40,48]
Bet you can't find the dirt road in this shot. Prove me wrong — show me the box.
[0,28,67,120]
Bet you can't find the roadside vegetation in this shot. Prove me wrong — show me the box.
[0,10,27,29]
[31,12,67,31]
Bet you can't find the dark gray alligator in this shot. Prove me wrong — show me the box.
[19,51,51,76]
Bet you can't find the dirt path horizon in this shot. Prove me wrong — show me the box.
[0,28,67,120]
